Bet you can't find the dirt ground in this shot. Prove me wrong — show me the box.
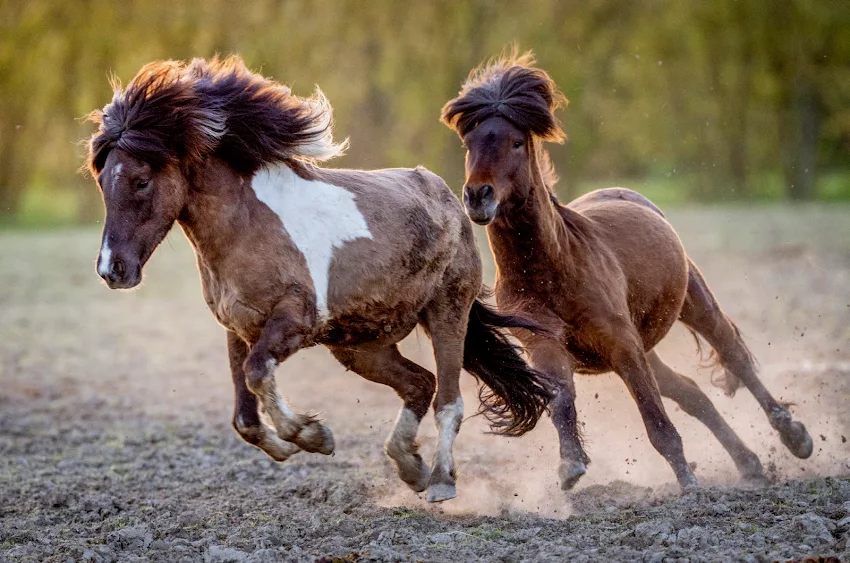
[2,204,849,562]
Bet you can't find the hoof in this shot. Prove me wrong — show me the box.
[426,482,457,503]
[402,459,431,493]
[262,438,302,462]
[295,422,335,455]
[681,480,701,492]
[405,465,431,493]
[737,454,767,484]
[780,421,813,459]
[385,442,431,493]
[558,460,587,491]
[678,470,700,492]
[742,472,769,487]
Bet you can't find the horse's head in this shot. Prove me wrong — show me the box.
[95,149,189,289]
[86,59,227,289]
[459,116,531,225]
[441,50,567,225]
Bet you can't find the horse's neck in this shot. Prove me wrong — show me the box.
[178,163,251,266]
[487,180,573,280]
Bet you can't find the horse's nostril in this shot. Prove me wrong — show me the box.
[112,259,125,278]
[481,184,493,197]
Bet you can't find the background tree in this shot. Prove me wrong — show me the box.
[0,0,848,224]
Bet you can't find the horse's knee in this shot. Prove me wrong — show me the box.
[243,356,274,394]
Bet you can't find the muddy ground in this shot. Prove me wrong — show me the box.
[2,205,850,562]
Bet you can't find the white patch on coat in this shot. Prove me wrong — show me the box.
[250,164,372,319]
[97,237,112,277]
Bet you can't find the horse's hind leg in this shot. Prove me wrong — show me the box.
[330,345,435,492]
[525,338,589,490]
[420,295,472,503]
[227,331,302,462]
[679,260,813,459]
[648,350,765,481]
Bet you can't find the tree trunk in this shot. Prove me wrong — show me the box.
[783,77,821,200]
[0,119,25,220]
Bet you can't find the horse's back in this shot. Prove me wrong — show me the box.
[569,187,665,218]
[319,166,464,226]
[569,188,688,348]
[308,165,480,343]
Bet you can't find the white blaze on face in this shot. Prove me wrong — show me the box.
[111,163,123,192]
[250,164,373,320]
[97,237,112,277]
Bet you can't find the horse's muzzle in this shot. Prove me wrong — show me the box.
[98,256,141,289]
[463,184,498,225]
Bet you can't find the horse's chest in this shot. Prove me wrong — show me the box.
[200,269,267,340]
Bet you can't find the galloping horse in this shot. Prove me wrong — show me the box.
[441,52,813,491]
[85,56,553,502]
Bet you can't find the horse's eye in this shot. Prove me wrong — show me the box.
[137,180,150,190]
[513,141,524,149]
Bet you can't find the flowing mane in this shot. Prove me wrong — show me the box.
[86,55,347,175]
[440,50,568,190]
[440,50,567,142]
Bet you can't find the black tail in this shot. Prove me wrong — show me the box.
[463,299,555,437]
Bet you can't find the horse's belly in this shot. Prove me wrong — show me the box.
[317,307,421,347]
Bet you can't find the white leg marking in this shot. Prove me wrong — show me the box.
[386,407,429,491]
[97,237,112,277]
[234,415,301,462]
[434,397,464,476]
[387,408,419,457]
[250,165,372,320]
[254,359,300,440]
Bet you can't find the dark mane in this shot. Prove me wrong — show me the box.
[86,55,346,175]
[440,50,567,143]
[187,56,346,174]
[441,49,567,190]
[86,60,224,174]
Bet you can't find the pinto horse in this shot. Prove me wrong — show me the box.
[441,52,813,491]
[85,56,553,502]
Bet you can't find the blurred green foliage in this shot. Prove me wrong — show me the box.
[1,0,849,225]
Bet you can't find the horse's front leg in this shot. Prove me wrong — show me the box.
[243,305,334,455]
[524,336,589,491]
[227,331,302,461]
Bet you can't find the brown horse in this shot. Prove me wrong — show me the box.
[441,52,813,491]
[85,55,553,502]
